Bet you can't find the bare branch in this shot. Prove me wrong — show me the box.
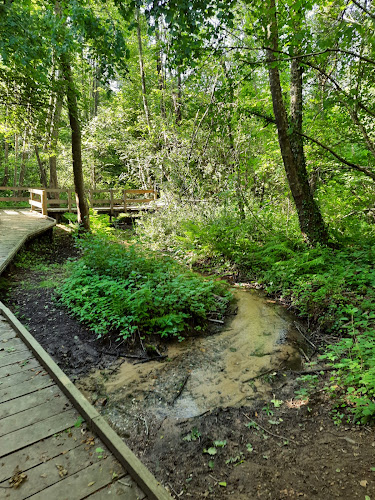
[246,109,375,181]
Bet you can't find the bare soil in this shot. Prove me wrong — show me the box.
[1,227,375,500]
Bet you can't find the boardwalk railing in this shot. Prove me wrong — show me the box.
[0,187,158,216]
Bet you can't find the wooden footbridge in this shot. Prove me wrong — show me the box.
[0,187,159,217]
[0,210,172,499]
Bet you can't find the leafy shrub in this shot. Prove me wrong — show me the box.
[58,234,232,341]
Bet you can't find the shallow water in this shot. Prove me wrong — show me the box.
[78,286,305,426]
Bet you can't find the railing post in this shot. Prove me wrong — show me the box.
[68,190,72,212]
[123,190,127,213]
[30,191,35,212]
[41,189,47,216]
[110,189,114,215]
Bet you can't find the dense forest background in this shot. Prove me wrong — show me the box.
[1,0,375,422]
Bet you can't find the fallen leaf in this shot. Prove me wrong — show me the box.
[88,481,95,487]
[56,464,68,478]
[40,474,47,478]
[9,468,27,489]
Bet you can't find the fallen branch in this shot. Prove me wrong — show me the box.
[293,322,317,350]
[207,318,224,324]
[170,374,190,405]
[134,355,167,365]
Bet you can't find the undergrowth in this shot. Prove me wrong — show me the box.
[58,215,232,341]
[136,202,375,423]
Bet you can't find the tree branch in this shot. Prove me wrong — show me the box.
[246,109,375,181]
[351,0,375,21]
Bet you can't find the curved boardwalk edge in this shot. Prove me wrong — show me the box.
[0,209,56,275]
[0,302,172,500]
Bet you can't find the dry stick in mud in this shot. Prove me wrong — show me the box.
[170,374,190,405]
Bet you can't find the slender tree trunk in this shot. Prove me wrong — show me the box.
[35,145,48,187]
[18,132,28,186]
[13,134,19,186]
[2,140,9,186]
[136,10,151,130]
[155,28,166,120]
[223,63,245,219]
[60,54,90,230]
[48,92,62,195]
[266,0,329,245]
[174,72,182,124]
[92,64,99,118]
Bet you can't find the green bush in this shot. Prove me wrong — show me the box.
[58,233,232,341]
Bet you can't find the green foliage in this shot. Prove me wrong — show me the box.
[183,428,201,442]
[138,200,375,422]
[58,232,231,341]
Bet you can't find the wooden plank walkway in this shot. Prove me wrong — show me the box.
[0,209,56,275]
[0,304,171,500]
[0,210,172,500]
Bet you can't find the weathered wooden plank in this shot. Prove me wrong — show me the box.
[0,443,121,499]
[0,345,31,360]
[0,425,90,483]
[0,330,16,341]
[0,372,53,403]
[0,365,40,389]
[0,385,61,419]
[85,477,147,500]
[0,349,34,368]
[0,337,25,349]
[0,408,78,457]
[29,456,126,500]
[0,358,40,379]
[0,392,72,437]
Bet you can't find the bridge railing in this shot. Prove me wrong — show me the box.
[0,187,158,215]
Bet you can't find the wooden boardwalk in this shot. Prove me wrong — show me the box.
[0,210,171,500]
[0,209,56,275]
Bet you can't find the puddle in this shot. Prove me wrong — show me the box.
[77,287,305,432]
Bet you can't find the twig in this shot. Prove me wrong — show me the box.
[242,368,278,384]
[298,347,310,363]
[294,322,317,349]
[207,318,224,324]
[134,355,167,365]
[170,374,190,405]
[242,413,290,442]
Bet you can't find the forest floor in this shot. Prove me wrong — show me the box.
[1,227,375,500]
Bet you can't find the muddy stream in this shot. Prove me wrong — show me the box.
[77,287,306,437]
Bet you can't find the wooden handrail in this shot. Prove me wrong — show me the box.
[29,188,48,216]
[1,187,158,214]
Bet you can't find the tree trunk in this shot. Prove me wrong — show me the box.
[136,10,151,130]
[266,0,329,245]
[13,134,18,186]
[48,91,62,196]
[60,54,90,231]
[35,145,48,187]
[155,28,166,120]
[18,132,27,186]
[2,140,9,186]
[174,72,182,124]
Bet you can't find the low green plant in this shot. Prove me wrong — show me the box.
[183,428,201,442]
[58,233,232,341]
